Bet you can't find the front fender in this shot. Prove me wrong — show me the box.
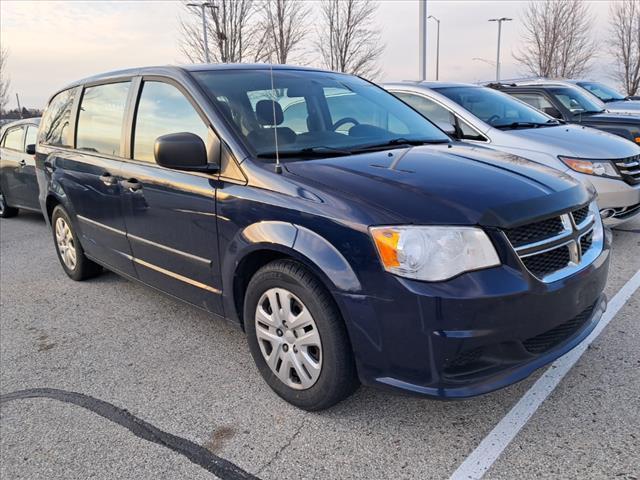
[221,220,363,323]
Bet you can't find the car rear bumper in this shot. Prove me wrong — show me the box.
[336,229,611,399]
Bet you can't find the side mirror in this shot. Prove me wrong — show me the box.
[543,106,562,119]
[154,132,214,172]
[26,144,36,155]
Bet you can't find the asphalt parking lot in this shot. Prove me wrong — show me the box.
[1,212,638,480]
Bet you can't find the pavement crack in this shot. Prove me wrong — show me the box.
[255,415,307,475]
[0,388,260,480]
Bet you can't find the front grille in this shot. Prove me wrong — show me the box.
[613,154,640,186]
[572,205,590,226]
[503,204,600,281]
[613,202,640,220]
[504,217,564,247]
[580,231,593,254]
[521,246,571,277]
[523,302,596,354]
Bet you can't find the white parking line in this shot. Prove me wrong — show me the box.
[449,269,640,480]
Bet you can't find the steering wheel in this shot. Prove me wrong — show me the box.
[332,117,360,131]
[486,114,501,124]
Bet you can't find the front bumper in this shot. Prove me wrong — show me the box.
[574,173,640,225]
[336,228,611,399]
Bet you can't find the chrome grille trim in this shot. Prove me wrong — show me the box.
[504,202,604,283]
[613,154,640,185]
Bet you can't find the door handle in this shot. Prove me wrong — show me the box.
[19,159,26,167]
[44,160,54,172]
[99,172,118,186]
[121,178,142,192]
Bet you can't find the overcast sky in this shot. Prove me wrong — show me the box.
[1,0,616,109]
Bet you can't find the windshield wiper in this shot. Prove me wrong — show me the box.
[256,145,353,159]
[349,137,450,152]
[493,121,556,130]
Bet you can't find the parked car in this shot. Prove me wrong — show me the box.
[36,65,609,410]
[567,80,640,114]
[488,81,640,146]
[384,82,640,225]
[0,117,41,217]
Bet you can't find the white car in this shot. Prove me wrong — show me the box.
[384,81,640,225]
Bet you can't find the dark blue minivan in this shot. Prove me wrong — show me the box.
[35,65,610,410]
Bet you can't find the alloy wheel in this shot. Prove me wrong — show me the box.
[255,287,323,390]
[55,217,77,270]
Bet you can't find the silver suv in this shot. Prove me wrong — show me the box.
[385,82,640,225]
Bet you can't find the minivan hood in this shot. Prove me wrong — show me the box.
[284,143,589,228]
[503,124,640,159]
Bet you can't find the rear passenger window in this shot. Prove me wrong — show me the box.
[133,81,208,163]
[3,127,24,150]
[40,88,77,147]
[76,82,130,156]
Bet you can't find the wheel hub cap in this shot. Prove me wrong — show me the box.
[255,288,323,390]
[55,217,77,270]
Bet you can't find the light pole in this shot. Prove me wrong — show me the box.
[488,17,512,82]
[427,15,440,81]
[419,0,428,81]
[187,2,216,63]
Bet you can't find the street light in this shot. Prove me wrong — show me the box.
[427,15,440,81]
[488,17,512,82]
[187,2,216,63]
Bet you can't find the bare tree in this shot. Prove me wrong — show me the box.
[608,0,640,96]
[180,0,257,63]
[514,0,597,78]
[0,47,10,114]
[315,0,384,78]
[255,0,310,64]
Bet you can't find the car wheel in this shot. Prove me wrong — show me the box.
[51,205,102,281]
[245,259,359,411]
[0,189,19,218]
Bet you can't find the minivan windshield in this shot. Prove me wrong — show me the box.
[577,81,626,102]
[548,87,606,115]
[193,69,450,159]
[433,86,559,130]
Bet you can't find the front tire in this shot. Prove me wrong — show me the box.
[245,259,359,411]
[0,189,19,218]
[51,205,102,281]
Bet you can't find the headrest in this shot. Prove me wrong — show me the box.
[256,100,284,126]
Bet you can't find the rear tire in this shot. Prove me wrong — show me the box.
[245,259,359,411]
[0,189,19,218]
[51,205,102,281]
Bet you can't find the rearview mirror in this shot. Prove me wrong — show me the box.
[26,144,36,155]
[543,106,562,119]
[154,132,215,172]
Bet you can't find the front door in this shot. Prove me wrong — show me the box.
[119,79,222,314]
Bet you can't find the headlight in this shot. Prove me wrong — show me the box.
[559,156,620,178]
[370,226,500,281]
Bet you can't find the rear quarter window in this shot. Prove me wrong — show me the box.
[40,88,77,147]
